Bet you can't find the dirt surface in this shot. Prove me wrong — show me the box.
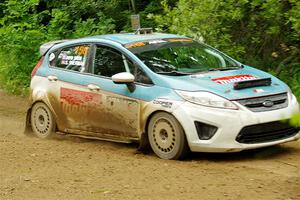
[0,90,300,200]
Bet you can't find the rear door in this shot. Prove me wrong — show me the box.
[47,44,104,133]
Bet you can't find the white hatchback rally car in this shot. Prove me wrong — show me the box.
[26,31,300,159]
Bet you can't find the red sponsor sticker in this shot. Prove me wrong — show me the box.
[61,88,102,106]
[212,74,257,84]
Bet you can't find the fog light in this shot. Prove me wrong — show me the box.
[194,121,218,140]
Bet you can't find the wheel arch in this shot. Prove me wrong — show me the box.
[145,110,190,159]
[139,109,189,152]
[138,110,164,151]
[30,87,59,121]
[25,100,58,135]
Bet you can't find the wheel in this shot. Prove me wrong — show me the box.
[30,102,56,139]
[148,112,189,160]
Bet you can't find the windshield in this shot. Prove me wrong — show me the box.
[126,39,240,75]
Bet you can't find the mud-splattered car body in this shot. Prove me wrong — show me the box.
[26,31,300,159]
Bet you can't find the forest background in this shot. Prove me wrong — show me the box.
[0,0,299,122]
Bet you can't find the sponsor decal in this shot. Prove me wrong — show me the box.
[191,74,205,78]
[168,38,193,43]
[253,89,264,93]
[125,38,193,49]
[212,74,257,84]
[125,42,146,49]
[148,40,167,44]
[153,100,173,108]
[60,88,102,112]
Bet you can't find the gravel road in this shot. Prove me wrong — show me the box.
[0,90,299,200]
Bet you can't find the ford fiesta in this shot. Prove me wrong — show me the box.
[26,30,300,160]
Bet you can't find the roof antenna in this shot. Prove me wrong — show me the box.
[135,28,153,35]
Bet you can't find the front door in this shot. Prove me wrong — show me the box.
[82,45,141,139]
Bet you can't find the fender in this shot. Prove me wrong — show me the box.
[141,97,185,132]
[137,98,185,151]
[24,87,58,135]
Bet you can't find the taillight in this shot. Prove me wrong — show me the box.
[31,56,44,77]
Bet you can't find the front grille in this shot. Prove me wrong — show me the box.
[237,93,288,112]
[236,121,299,144]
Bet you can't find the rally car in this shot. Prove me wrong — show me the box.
[26,29,300,159]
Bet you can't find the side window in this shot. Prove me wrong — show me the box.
[93,46,127,77]
[92,45,153,84]
[128,64,153,85]
[51,45,90,72]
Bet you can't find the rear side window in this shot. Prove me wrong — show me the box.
[50,45,90,72]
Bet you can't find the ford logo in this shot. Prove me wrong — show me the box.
[262,100,274,107]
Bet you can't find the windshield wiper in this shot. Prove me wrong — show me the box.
[208,66,242,71]
[157,71,192,76]
[194,66,242,74]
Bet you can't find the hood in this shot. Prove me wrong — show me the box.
[156,66,288,100]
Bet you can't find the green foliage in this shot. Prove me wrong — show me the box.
[290,113,300,126]
[154,0,247,59]
[0,0,172,94]
[72,14,115,38]
[0,0,46,93]
[0,0,120,94]
[0,0,299,127]
[154,0,300,67]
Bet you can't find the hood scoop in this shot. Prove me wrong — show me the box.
[233,78,272,90]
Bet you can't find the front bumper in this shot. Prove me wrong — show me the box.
[172,97,300,153]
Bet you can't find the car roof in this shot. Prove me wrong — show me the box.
[41,32,189,55]
[86,32,188,45]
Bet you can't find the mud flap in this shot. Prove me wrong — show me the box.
[137,132,151,153]
[24,108,33,136]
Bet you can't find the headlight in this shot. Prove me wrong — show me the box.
[176,90,238,110]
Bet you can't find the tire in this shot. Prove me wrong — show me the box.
[148,112,189,160]
[30,102,56,139]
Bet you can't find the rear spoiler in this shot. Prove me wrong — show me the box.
[39,39,71,56]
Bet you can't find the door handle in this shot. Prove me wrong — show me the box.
[47,75,58,82]
[87,84,100,91]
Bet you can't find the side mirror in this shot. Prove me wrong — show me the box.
[112,72,136,92]
[112,72,134,84]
